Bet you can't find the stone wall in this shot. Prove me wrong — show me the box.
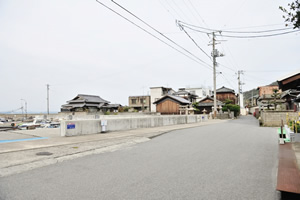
[261,111,300,127]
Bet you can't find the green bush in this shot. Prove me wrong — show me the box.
[288,120,300,133]
[123,106,130,112]
[222,104,240,117]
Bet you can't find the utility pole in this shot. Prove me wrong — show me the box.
[21,99,27,120]
[210,32,224,118]
[212,32,217,118]
[237,70,244,106]
[252,89,254,107]
[47,84,50,115]
[21,101,24,121]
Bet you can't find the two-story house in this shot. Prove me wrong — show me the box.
[128,95,151,112]
[150,87,175,112]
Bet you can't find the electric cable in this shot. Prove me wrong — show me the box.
[178,20,294,34]
[178,23,211,59]
[179,23,300,38]
[105,0,213,69]
[95,0,213,70]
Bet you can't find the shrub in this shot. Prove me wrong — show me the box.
[222,104,240,117]
[123,106,130,112]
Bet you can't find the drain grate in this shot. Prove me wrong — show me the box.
[36,152,53,156]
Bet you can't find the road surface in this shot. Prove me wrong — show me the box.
[0,116,291,199]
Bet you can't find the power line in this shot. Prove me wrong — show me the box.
[105,0,212,69]
[246,69,296,72]
[161,0,210,49]
[223,23,290,30]
[164,0,185,21]
[178,22,211,34]
[218,30,300,38]
[158,0,176,19]
[218,39,239,71]
[177,22,211,59]
[218,63,236,72]
[179,23,300,38]
[186,0,210,29]
[95,0,212,70]
[221,73,235,89]
[182,0,204,26]
[178,20,294,33]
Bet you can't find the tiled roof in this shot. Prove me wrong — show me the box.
[173,90,198,97]
[103,104,122,108]
[198,95,213,102]
[68,94,110,104]
[153,95,191,104]
[197,101,224,106]
[277,69,300,82]
[216,86,235,94]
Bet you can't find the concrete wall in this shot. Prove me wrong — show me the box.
[216,112,234,119]
[261,111,300,126]
[61,115,208,137]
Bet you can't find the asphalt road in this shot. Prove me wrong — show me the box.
[0,116,291,199]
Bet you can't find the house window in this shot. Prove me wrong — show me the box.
[131,99,137,104]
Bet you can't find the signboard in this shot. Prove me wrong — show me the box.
[101,120,107,126]
[67,123,75,129]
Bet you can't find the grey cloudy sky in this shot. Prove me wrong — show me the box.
[0,0,299,113]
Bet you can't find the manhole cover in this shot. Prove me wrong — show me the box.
[36,152,53,156]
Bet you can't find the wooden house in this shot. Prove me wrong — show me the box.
[277,70,300,91]
[196,96,224,114]
[215,86,237,104]
[277,70,300,111]
[61,94,110,112]
[153,95,191,115]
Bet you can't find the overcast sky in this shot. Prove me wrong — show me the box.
[0,0,299,113]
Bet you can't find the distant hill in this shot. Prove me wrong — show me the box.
[243,89,259,100]
[243,81,278,100]
[268,81,278,86]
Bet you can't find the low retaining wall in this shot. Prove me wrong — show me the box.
[261,111,300,127]
[61,115,208,137]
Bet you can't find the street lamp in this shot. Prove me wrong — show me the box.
[21,99,27,120]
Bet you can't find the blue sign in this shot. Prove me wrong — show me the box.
[67,123,75,129]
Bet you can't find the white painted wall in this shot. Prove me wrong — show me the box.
[185,87,212,100]
[150,88,163,112]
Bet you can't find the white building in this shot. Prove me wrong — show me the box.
[180,87,212,101]
[150,87,175,112]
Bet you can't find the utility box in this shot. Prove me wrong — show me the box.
[101,120,107,133]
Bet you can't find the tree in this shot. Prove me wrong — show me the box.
[271,89,281,110]
[192,102,200,112]
[222,99,240,117]
[279,1,300,29]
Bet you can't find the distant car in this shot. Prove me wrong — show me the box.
[0,118,7,122]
